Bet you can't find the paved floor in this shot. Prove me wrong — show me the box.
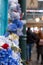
[29,44,41,65]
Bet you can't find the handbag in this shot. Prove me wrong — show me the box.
[39,39,43,45]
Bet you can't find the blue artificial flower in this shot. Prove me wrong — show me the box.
[4,32,10,37]
[8,23,17,34]
[12,19,23,28]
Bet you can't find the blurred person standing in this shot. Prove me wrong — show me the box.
[38,31,43,65]
[35,32,40,63]
[39,39,43,65]
[36,31,43,65]
[26,27,36,64]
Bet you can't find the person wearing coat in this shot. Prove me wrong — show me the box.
[39,39,43,65]
[36,31,43,65]
[35,33,40,63]
[26,27,36,64]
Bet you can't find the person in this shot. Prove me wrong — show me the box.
[26,27,36,64]
[35,33,40,63]
[36,31,43,65]
[39,39,43,64]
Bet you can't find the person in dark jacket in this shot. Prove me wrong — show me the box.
[26,27,36,64]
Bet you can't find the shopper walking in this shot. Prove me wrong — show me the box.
[26,27,36,64]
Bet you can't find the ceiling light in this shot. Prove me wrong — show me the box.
[30,27,34,32]
[34,27,39,33]
[35,17,40,22]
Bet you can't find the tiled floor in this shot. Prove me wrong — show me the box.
[29,44,41,65]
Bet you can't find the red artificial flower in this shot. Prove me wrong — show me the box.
[1,43,9,49]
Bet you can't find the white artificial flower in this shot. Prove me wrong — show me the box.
[10,11,20,20]
[10,3,17,11]
[9,0,18,4]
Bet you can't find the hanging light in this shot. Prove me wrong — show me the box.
[30,27,34,32]
[34,27,39,33]
[26,27,28,31]
[35,17,40,22]
[41,28,43,31]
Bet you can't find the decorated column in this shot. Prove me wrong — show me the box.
[0,0,8,35]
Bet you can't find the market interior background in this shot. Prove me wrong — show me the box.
[1,0,43,65]
[26,0,43,39]
[26,0,43,65]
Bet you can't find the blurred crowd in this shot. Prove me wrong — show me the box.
[26,27,43,65]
